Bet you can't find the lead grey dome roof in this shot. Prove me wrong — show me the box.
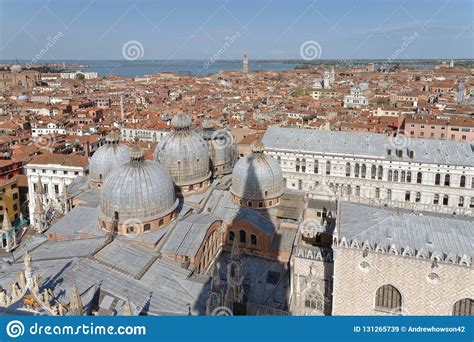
[99,147,178,224]
[154,114,210,186]
[201,125,234,168]
[231,143,284,200]
[89,134,131,183]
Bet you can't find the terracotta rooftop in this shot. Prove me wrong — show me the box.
[28,153,88,167]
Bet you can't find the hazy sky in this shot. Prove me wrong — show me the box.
[0,0,472,61]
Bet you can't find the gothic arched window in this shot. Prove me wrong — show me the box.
[354,163,360,177]
[452,298,473,316]
[304,290,323,311]
[401,171,406,183]
[325,161,331,175]
[377,166,383,180]
[444,174,450,186]
[416,172,422,184]
[375,284,402,313]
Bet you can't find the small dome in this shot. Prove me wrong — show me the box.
[201,123,234,174]
[231,142,284,201]
[17,95,29,102]
[171,113,193,130]
[99,147,178,225]
[154,114,211,188]
[11,64,22,73]
[89,134,131,185]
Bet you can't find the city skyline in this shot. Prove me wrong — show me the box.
[1,0,473,61]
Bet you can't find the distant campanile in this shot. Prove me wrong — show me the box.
[243,51,249,73]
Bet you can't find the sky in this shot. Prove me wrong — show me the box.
[0,0,473,61]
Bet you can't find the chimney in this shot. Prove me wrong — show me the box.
[84,141,90,157]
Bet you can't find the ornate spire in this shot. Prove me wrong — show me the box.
[230,237,241,261]
[36,176,44,195]
[211,264,221,292]
[2,210,12,231]
[34,194,44,215]
[122,290,133,316]
[62,179,69,200]
[68,282,83,316]
[23,251,33,286]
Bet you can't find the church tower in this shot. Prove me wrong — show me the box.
[206,264,224,315]
[225,238,244,307]
[242,51,249,74]
[323,71,331,89]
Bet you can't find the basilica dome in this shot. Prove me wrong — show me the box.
[10,64,22,73]
[89,133,131,188]
[154,113,211,195]
[201,119,234,176]
[17,95,29,102]
[231,141,284,208]
[99,146,178,235]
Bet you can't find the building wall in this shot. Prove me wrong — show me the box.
[25,164,87,220]
[0,179,21,223]
[264,150,474,216]
[405,122,473,142]
[332,247,474,315]
[120,128,169,142]
[290,253,333,315]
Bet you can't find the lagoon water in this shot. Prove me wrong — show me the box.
[21,60,297,77]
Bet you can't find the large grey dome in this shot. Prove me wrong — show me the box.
[154,114,211,187]
[231,142,284,200]
[99,147,178,224]
[89,134,131,184]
